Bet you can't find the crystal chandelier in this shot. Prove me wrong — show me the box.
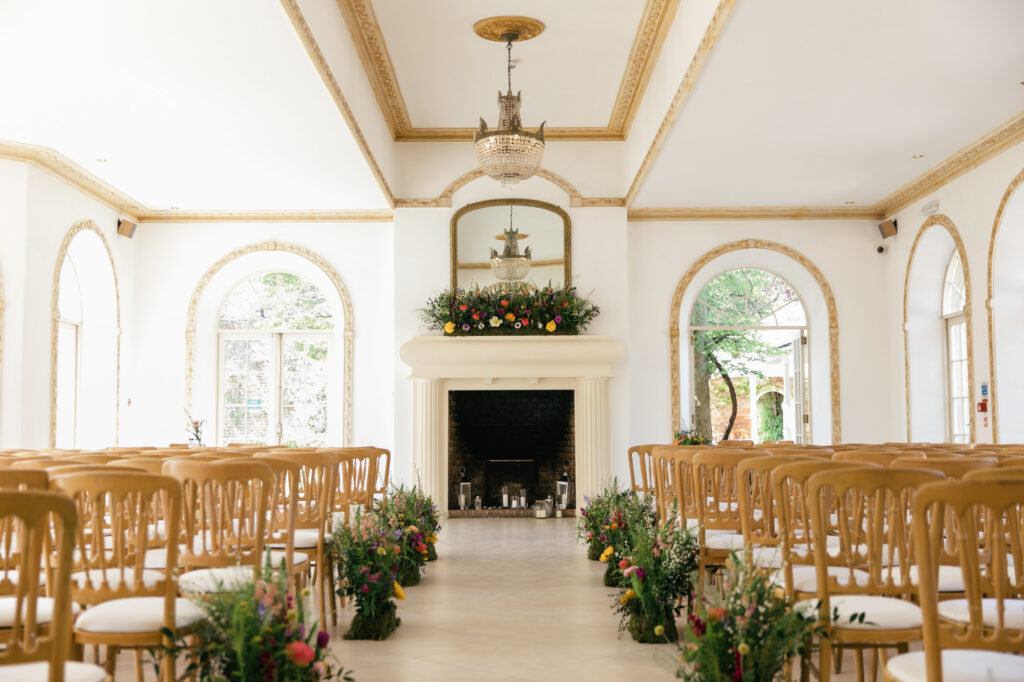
[474,33,545,186]
[490,205,532,282]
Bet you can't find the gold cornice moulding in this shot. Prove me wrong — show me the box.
[627,205,883,221]
[135,209,394,223]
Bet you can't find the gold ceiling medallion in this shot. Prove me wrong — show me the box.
[472,16,545,43]
[474,24,546,186]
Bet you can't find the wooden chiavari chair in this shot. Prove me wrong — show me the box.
[247,456,304,581]
[651,446,677,525]
[691,450,756,590]
[834,450,923,467]
[627,444,660,495]
[161,459,274,593]
[736,455,814,569]
[0,491,107,682]
[998,457,1024,469]
[891,456,998,478]
[804,467,944,682]
[885,479,1024,681]
[48,470,201,681]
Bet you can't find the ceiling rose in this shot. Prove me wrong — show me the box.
[473,17,546,187]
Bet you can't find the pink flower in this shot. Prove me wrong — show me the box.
[285,641,315,666]
[360,585,370,593]
[312,661,327,678]
[618,558,631,570]
[623,566,638,577]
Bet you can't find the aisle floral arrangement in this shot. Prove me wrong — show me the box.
[377,485,440,583]
[673,422,708,446]
[613,509,699,643]
[577,480,657,586]
[157,557,349,681]
[330,510,406,640]
[664,555,820,680]
[420,283,599,336]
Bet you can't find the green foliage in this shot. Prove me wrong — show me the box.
[375,485,441,586]
[328,508,402,622]
[576,479,656,569]
[421,282,599,335]
[758,392,784,441]
[666,555,819,682]
[154,557,349,681]
[220,272,333,332]
[613,508,699,640]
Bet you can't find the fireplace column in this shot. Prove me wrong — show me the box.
[576,376,609,506]
[411,378,446,517]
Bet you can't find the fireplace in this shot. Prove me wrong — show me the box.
[448,390,575,510]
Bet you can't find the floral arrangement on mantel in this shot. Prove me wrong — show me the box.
[421,283,599,336]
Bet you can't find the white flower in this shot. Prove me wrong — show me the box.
[489,316,501,327]
[477,322,484,329]
[537,321,543,328]
[514,322,522,329]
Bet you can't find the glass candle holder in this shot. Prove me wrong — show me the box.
[459,481,471,511]
[501,485,509,508]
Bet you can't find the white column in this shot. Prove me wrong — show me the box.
[749,375,758,443]
[576,377,609,505]
[411,378,447,518]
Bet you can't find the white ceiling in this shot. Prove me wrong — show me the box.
[633,0,1024,207]
[0,0,388,210]
[372,0,645,129]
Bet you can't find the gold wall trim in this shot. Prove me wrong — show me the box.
[335,0,678,141]
[137,209,392,223]
[0,140,146,220]
[878,111,1024,218]
[627,205,882,221]
[49,220,122,448]
[668,238,841,443]
[184,241,354,447]
[279,0,395,207]
[625,0,737,206]
[984,168,1024,443]
[902,214,975,443]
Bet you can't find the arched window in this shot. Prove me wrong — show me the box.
[218,272,334,446]
[53,227,118,449]
[55,258,83,447]
[942,251,969,443]
[689,268,808,443]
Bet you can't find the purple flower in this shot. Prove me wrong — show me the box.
[317,630,330,649]
[554,315,562,323]
[635,568,646,580]
[462,324,471,331]
[360,585,370,593]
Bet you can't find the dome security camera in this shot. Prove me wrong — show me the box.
[877,245,886,254]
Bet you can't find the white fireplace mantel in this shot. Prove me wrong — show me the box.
[399,335,623,516]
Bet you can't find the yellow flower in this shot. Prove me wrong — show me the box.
[393,581,406,600]
[737,642,750,656]
[599,546,615,562]
[286,609,298,622]
[619,588,636,605]
[654,625,665,637]
[545,321,556,332]
[301,587,311,597]
[377,546,387,555]
[444,321,456,334]
[505,312,515,322]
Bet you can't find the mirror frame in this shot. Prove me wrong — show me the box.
[450,198,571,289]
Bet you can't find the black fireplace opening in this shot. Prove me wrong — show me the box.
[448,390,575,510]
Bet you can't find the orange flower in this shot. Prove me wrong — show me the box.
[501,299,510,306]
[505,312,515,322]
[706,607,727,622]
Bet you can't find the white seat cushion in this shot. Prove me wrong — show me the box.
[75,597,204,634]
[796,595,922,630]
[887,565,965,593]
[178,566,255,593]
[886,649,1024,682]
[146,547,303,570]
[71,568,164,591]
[0,661,107,682]
[704,533,746,551]
[938,598,1024,630]
[773,565,871,592]
[0,597,79,627]
[270,528,322,550]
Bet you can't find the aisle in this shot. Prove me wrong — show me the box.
[329,517,675,681]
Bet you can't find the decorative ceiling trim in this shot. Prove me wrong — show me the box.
[625,0,737,206]
[335,0,679,142]
[876,110,1024,218]
[0,140,146,220]
[627,205,882,221]
[136,209,393,223]
[279,0,395,207]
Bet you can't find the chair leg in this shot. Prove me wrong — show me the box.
[854,647,865,682]
[819,635,832,682]
[104,645,118,677]
[134,648,145,682]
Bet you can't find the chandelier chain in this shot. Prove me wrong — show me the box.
[506,38,513,92]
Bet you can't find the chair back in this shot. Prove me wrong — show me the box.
[913,479,1024,677]
[371,447,391,499]
[627,444,660,494]
[891,456,997,478]
[161,459,273,575]
[48,470,181,607]
[833,449,919,467]
[737,455,814,550]
[805,467,943,604]
[249,456,299,573]
[691,450,754,536]
[651,446,677,524]
[0,490,78,679]
[332,448,376,516]
[258,451,337,537]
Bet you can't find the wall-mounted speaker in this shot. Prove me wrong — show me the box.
[117,218,137,239]
[877,219,897,239]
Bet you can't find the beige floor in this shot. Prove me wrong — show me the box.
[114,517,870,681]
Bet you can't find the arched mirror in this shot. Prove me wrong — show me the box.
[451,199,571,290]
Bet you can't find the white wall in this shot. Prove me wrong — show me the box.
[0,159,28,447]
[887,139,1024,444]
[126,221,394,450]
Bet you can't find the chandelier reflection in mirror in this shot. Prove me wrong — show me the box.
[490,205,532,282]
[474,32,546,186]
